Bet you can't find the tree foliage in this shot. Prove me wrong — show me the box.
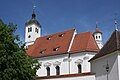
[0,19,39,80]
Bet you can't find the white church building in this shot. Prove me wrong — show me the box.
[25,11,120,80]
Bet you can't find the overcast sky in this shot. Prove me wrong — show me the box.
[0,0,120,44]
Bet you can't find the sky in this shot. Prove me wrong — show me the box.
[0,0,120,45]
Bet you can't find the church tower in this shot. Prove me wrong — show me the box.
[25,9,41,47]
[93,23,103,49]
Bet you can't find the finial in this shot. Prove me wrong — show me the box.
[96,21,98,28]
[95,21,99,32]
[32,1,36,19]
[114,13,118,31]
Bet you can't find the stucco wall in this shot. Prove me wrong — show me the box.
[117,52,120,80]
[70,52,96,73]
[91,51,119,80]
[36,52,96,76]
[36,54,69,76]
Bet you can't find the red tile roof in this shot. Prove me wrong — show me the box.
[26,29,75,57]
[70,32,99,53]
[89,30,120,61]
[26,29,99,57]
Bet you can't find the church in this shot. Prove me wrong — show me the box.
[25,10,120,80]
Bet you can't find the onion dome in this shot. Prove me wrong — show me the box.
[25,12,41,27]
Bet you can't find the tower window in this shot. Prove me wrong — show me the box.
[96,36,98,39]
[28,27,32,32]
[28,35,31,38]
[28,28,30,32]
[78,64,82,73]
[56,66,60,75]
[46,67,50,76]
[35,28,39,33]
[99,36,100,39]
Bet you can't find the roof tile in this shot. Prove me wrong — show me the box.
[70,32,99,53]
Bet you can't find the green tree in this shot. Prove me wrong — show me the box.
[0,19,40,80]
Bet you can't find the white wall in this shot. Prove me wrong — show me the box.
[91,51,119,80]
[36,54,69,76]
[94,33,103,49]
[37,75,95,80]
[37,52,96,76]
[25,24,40,47]
[117,52,120,80]
[70,52,96,73]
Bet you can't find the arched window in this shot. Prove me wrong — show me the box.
[30,27,32,32]
[35,28,38,33]
[56,66,60,75]
[28,27,32,32]
[46,67,50,76]
[78,64,81,73]
[28,28,30,32]
[96,36,98,39]
[99,36,100,39]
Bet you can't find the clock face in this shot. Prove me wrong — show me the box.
[28,35,31,38]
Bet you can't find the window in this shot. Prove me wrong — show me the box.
[35,28,39,33]
[56,66,60,75]
[28,28,30,32]
[40,49,46,54]
[46,67,50,76]
[99,36,100,39]
[28,27,32,32]
[78,64,81,73]
[53,47,59,51]
[59,34,64,37]
[28,35,31,38]
[30,27,32,32]
[96,36,98,39]
[46,36,52,40]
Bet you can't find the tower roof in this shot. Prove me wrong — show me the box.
[25,12,41,27]
[93,24,102,34]
[90,30,120,61]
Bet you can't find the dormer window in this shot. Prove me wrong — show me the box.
[59,33,64,37]
[40,49,46,54]
[53,47,59,51]
[46,36,52,40]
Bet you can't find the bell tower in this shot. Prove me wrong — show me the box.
[25,6,41,47]
[93,23,103,49]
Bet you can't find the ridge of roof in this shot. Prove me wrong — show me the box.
[89,30,120,62]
